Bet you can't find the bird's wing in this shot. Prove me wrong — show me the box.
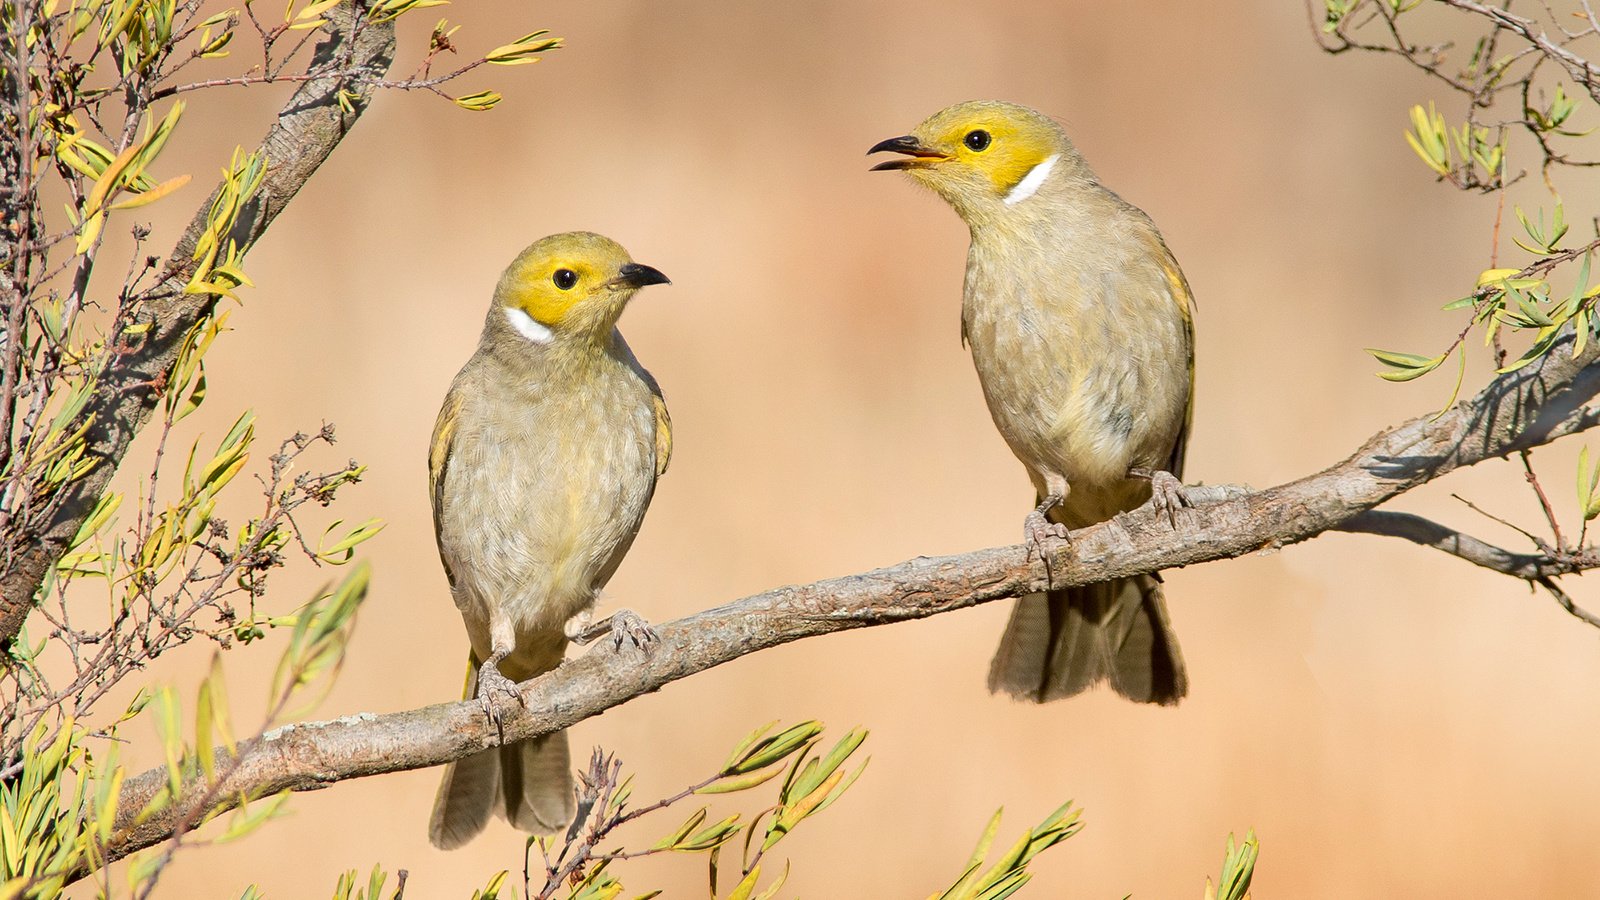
[429,388,464,589]
[1155,242,1196,481]
[634,365,673,477]
[652,392,673,477]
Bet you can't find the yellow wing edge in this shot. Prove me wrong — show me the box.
[429,389,463,589]
[1157,244,1196,481]
[652,391,673,477]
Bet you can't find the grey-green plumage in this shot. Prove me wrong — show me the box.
[428,233,672,848]
[873,101,1194,704]
[964,169,1191,705]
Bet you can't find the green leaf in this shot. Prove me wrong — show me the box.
[108,173,191,210]
[1212,830,1260,900]
[367,0,449,23]
[295,0,342,19]
[1431,347,1466,420]
[784,727,866,803]
[196,677,216,783]
[453,90,502,111]
[1510,288,1554,327]
[726,721,822,775]
[316,518,386,564]
[485,29,562,65]
[215,791,290,844]
[67,490,121,551]
[1566,253,1593,318]
[1366,349,1446,382]
[695,762,788,795]
[1404,103,1451,176]
[1496,325,1563,373]
[721,721,778,771]
[746,861,790,900]
[649,807,706,851]
[152,686,183,801]
[469,870,509,900]
[269,565,371,717]
[937,803,1082,900]
[1580,446,1600,521]
[725,865,763,900]
[677,814,740,851]
[809,756,867,817]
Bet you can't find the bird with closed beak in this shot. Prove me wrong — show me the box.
[870,100,1195,705]
[427,231,673,848]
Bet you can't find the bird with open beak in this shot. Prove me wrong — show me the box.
[870,100,1196,706]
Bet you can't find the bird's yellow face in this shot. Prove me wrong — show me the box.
[869,100,1077,219]
[493,231,669,342]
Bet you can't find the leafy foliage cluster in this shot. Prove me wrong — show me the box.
[1317,0,1600,613]
[224,722,1254,900]
[0,0,550,894]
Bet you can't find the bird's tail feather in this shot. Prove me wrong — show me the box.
[428,652,576,849]
[988,576,1187,705]
[497,731,573,833]
[429,747,497,850]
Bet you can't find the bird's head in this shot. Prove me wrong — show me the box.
[868,100,1088,221]
[490,231,669,347]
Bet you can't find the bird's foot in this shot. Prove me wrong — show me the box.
[475,665,523,729]
[1141,469,1191,528]
[1024,508,1070,561]
[606,608,657,652]
[570,608,657,653]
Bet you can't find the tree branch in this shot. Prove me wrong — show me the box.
[1438,0,1600,98]
[81,325,1600,878]
[1536,575,1600,628]
[1336,510,1600,581]
[0,3,396,646]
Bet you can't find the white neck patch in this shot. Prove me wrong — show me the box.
[1003,153,1060,206]
[504,306,554,344]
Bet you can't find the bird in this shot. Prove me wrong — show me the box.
[869,100,1194,705]
[426,231,673,848]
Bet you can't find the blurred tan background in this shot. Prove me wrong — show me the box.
[83,0,1600,896]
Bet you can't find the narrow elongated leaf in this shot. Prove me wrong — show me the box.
[1367,349,1445,381]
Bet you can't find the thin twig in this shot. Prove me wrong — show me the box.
[1520,450,1568,550]
[1537,575,1600,629]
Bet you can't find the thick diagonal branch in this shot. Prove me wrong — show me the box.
[85,327,1600,876]
[0,6,396,645]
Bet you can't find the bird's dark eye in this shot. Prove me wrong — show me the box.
[553,269,578,290]
[964,129,991,152]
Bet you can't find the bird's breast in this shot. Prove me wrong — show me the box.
[439,357,659,634]
[962,228,1190,510]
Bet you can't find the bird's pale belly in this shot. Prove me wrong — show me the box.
[966,310,1181,528]
[442,398,656,645]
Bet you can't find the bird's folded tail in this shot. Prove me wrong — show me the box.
[988,576,1187,705]
[428,651,575,849]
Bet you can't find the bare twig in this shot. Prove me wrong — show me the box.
[1520,449,1568,549]
[1440,0,1600,95]
[1537,575,1600,627]
[1336,509,1600,579]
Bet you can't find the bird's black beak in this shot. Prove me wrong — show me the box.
[868,135,948,171]
[614,262,671,289]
